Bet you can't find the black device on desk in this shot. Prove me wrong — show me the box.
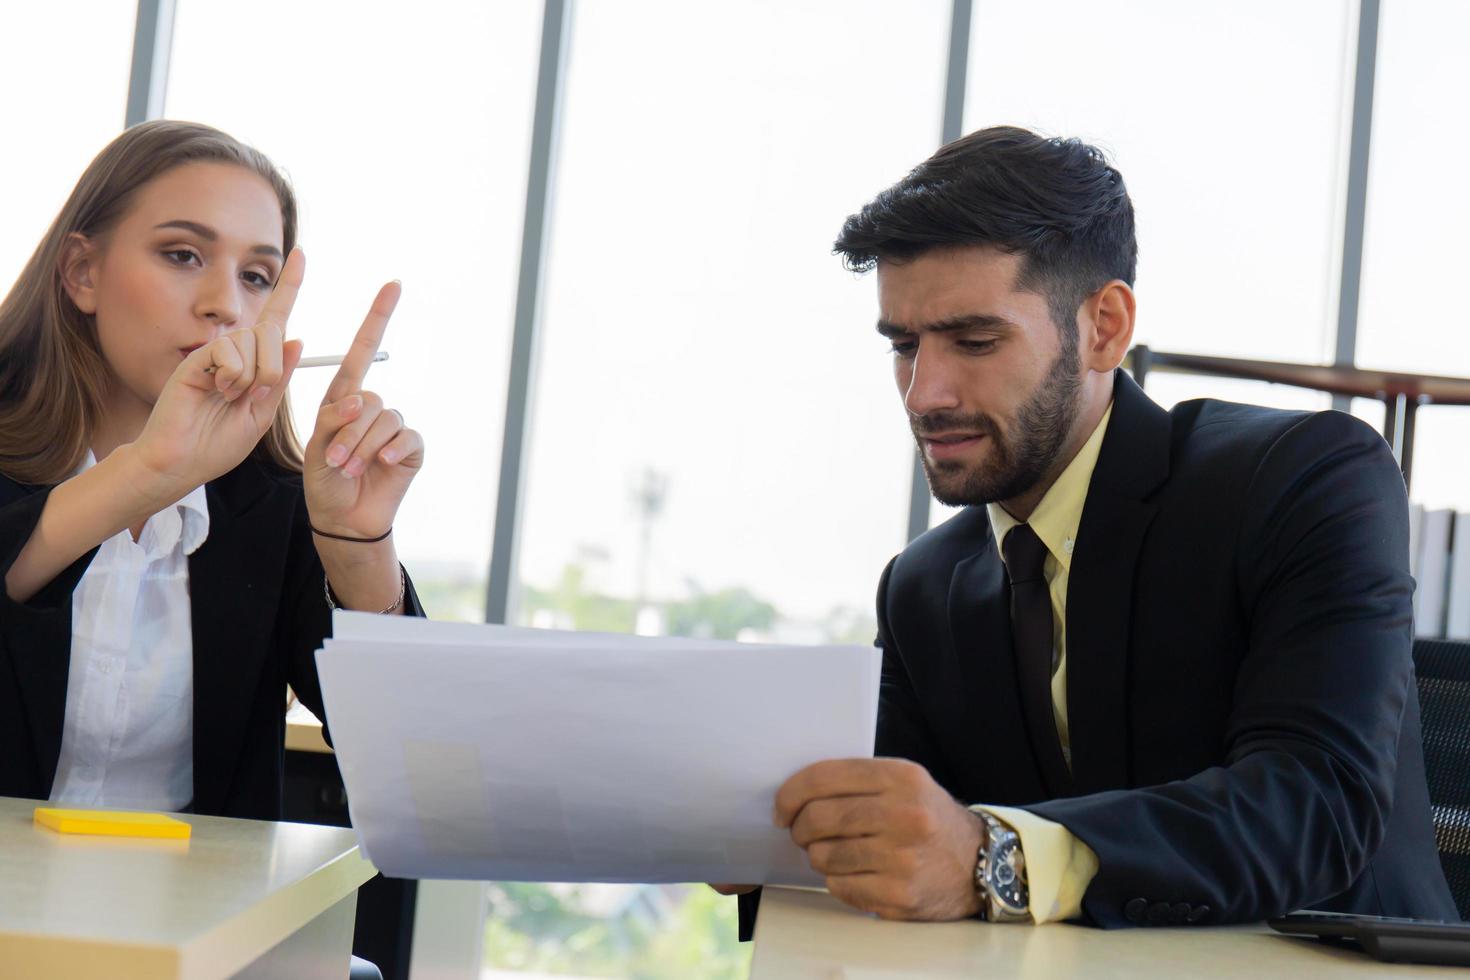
[1269,911,1470,966]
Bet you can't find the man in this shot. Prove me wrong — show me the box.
[732,126,1457,930]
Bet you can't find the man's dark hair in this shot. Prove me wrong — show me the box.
[834,126,1136,339]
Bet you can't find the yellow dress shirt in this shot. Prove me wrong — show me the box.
[971,402,1114,924]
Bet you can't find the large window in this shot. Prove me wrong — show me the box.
[1356,0,1470,510]
[515,0,949,643]
[0,2,134,292]
[964,0,1356,414]
[504,1,950,973]
[168,0,541,620]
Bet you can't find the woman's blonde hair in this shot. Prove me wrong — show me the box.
[0,119,305,485]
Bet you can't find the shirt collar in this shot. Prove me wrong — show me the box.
[77,450,212,558]
[173,482,211,557]
[988,400,1114,573]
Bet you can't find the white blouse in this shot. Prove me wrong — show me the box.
[49,452,210,811]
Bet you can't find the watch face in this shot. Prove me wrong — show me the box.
[990,837,1028,910]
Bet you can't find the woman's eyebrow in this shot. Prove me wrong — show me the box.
[153,219,283,259]
[154,218,217,240]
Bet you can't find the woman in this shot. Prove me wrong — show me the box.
[0,120,424,820]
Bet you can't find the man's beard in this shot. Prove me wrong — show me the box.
[911,341,1083,507]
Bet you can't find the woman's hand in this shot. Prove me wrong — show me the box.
[131,249,306,500]
[302,281,422,541]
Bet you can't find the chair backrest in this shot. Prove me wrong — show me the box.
[1413,637,1470,921]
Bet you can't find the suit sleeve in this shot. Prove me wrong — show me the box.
[1025,412,1415,927]
[0,484,98,674]
[278,489,426,745]
[0,486,100,793]
[0,486,98,616]
[874,556,955,788]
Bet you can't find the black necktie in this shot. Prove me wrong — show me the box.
[1003,524,1072,795]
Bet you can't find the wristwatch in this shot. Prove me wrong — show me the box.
[973,810,1030,922]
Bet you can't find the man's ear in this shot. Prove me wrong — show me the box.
[1080,279,1135,372]
[57,233,100,315]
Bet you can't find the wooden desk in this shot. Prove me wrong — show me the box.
[281,705,488,979]
[0,795,375,979]
[749,887,1462,978]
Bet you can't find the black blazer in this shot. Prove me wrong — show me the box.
[876,370,1458,926]
[0,454,422,820]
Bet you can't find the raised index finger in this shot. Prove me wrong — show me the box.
[327,280,401,401]
[255,247,305,334]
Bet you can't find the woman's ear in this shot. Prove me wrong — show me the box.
[57,233,100,315]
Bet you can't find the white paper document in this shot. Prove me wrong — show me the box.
[316,612,881,885]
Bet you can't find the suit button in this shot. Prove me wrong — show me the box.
[1169,903,1190,924]
[1187,905,1213,924]
[1125,898,1148,924]
[1147,902,1170,925]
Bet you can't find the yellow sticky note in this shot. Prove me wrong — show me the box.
[33,807,192,840]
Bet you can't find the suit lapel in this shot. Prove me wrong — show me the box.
[947,535,1050,804]
[1066,488,1156,792]
[1065,372,1171,795]
[188,460,292,814]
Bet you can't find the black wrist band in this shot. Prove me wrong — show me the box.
[310,523,393,543]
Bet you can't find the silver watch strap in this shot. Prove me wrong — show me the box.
[973,809,1031,923]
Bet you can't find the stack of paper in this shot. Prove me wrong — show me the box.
[315,612,881,886]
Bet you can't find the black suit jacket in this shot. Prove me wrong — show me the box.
[0,454,423,820]
[875,370,1457,926]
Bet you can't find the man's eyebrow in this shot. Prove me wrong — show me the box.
[153,219,284,259]
[876,314,1016,337]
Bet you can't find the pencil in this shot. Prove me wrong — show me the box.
[202,351,388,374]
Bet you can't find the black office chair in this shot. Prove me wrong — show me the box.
[1413,637,1470,921]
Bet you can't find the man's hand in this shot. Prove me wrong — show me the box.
[707,884,758,896]
[774,758,985,921]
